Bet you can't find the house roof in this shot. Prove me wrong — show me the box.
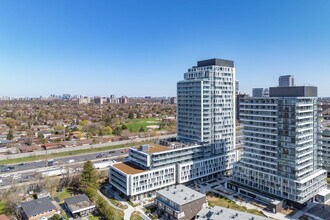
[21,198,57,217]
[64,194,95,213]
[0,214,10,220]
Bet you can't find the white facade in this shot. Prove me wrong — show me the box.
[109,59,237,200]
[319,129,330,173]
[177,152,236,183]
[109,164,176,197]
[233,96,326,204]
[177,59,236,153]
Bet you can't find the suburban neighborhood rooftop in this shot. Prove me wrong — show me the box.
[21,198,57,218]
[64,194,95,213]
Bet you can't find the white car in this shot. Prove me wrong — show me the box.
[0,174,10,178]
[67,159,75,164]
[12,174,21,180]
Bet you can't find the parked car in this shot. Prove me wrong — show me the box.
[0,174,10,178]
[67,159,75,164]
[96,153,104,158]
[1,168,10,172]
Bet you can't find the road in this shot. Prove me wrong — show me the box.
[0,133,243,188]
[0,134,177,187]
[0,147,128,187]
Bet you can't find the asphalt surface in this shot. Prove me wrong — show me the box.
[0,133,242,188]
[0,148,127,187]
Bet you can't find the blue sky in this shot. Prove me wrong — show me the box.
[0,0,329,97]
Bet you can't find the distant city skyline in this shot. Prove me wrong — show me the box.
[0,0,330,97]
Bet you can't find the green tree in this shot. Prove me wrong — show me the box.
[104,126,113,135]
[38,133,46,144]
[50,214,61,220]
[128,112,134,119]
[6,130,14,140]
[80,161,99,189]
[104,116,112,127]
[112,127,122,136]
[121,124,127,130]
[53,125,65,134]
[139,127,145,133]
[4,118,17,129]
[24,138,32,146]
[78,120,90,130]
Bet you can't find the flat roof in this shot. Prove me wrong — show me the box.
[156,184,206,206]
[112,162,146,175]
[197,58,234,68]
[144,144,171,154]
[197,206,269,220]
[269,86,317,97]
[317,188,330,197]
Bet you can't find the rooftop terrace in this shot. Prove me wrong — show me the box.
[144,144,171,154]
[112,162,147,175]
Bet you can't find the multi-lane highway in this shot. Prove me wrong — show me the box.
[0,132,243,188]
[0,147,128,187]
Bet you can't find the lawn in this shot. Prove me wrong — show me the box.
[130,211,143,220]
[109,198,128,209]
[125,118,160,132]
[127,201,140,207]
[207,193,266,217]
[88,216,101,220]
[53,188,72,204]
[0,140,150,165]
[0,201,8,215]
[327,178,330,184]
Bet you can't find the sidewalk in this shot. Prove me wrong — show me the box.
[96,190,124,211]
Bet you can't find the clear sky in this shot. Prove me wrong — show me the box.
[0,0,329,97]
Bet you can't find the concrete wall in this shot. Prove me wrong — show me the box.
[0,134,176,160]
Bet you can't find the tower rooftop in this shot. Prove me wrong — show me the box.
[197,58,234,68]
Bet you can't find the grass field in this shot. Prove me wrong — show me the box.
[125,118,160,132]
[130,211,143,220]
[88,216,101,220]
[53,187,72,204]
[0,201,8,215]
[207,193,266,217]
[110,198,128,209]
[327,178,330,184]
[0,141,150,165]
